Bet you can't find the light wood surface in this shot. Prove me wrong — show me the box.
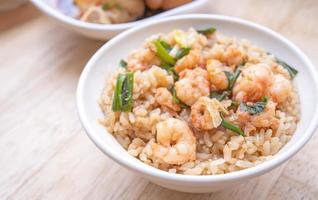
[0,0,317,199]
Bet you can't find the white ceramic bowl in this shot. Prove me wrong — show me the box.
[77,14,318,193]
[30,0,209,40]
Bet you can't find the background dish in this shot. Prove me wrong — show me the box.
[30,0,209,40]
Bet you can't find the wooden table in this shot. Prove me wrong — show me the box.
[1,0,317,199]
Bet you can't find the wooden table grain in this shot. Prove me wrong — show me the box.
[0,0,317,199]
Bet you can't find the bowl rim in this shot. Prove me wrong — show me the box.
[77,14,318,183]
[30,0,208,31]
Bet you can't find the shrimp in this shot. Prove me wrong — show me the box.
[237,100,279,130]
[206,59,229,91]
[211,44,246,69]
[174,68,210,106]
[127,48,159,72]
[223,45,246,67]
[233,63,273,102]
[175,50,203,73]
[152,118,196,165]
[268,74,292,103]
[155,88,181,112]
[191,97,228,130]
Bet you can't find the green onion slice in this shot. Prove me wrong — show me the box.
[224,66,241,90]
[175,47,191,60]
[153,40,176,66]
[228,100,239,110]
[210,91,231,101]
[159,40,172,52]
[167,67,179,82]
[119,59,127,68]
[197,27,216,36]
[112,72,134,112]
[171,87,189,109]
[221,118,245,136]
[276,58,298,79]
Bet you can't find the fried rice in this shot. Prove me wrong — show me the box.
[99,27,299,175]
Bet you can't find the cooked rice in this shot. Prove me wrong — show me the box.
[99,28,299,175]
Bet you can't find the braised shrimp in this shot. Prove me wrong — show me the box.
[268,74,292,103]
[223,45,246,67]
[174,68,210,106]
[155,87,181,112]
[152,118,196,165]
[191,97,228,130]
[127,48,159,72]
[206,59,229,91]
[237,100,279,130]
[174,50,202,73]
[233,63,273,102]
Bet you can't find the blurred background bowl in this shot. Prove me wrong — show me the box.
[30,0,210,40]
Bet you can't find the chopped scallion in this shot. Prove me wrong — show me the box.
[112,72,134,112]
[221,118,245,136]
[119,59,127,68]
[197,27,216,36]
[228,100,239,110]
[224,66,241,90]
[276,58,298,79]
[153,40,176,66]
[171,87,189,109]
[159,40,172,52]
[210,91,231,101]
[175,47,191,60]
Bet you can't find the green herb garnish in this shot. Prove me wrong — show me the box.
[159,40,172,52]
[228,100,239,110]
[224,66,241,90]
[209,65,242,101]
[171,87,189,109]
[210,91,231,101]
[175,47,191,60]
[221,119,245,136]
[240,96,268,115]
[276,58,298,79]
[119,59,127,68]
[197,27,216,36]
[112,74,125,111]
[153,39,176,66]
[112,72,134,112]
[167,67,179,82]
